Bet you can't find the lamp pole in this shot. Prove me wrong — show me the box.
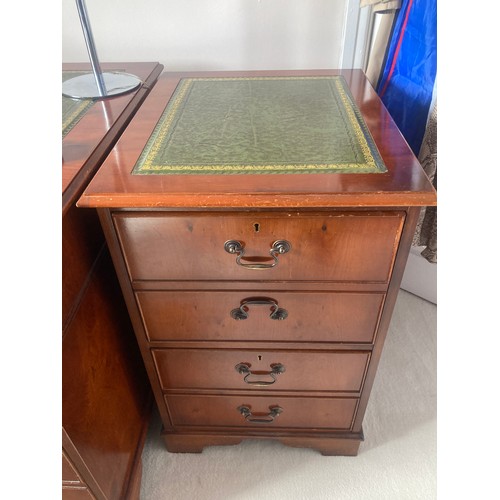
[62,0,142,100]
[75,0,107,97]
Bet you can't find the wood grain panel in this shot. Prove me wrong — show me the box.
[62,487,96,500]
[62,204,103,330]
[137,290,383,343]
[166,394,358,430]
[62,452,84,484]
[62,250,151,500]
[153,348,369,392]
[115,211,404,282]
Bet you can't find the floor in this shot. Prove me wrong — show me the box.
[139,289,437,500]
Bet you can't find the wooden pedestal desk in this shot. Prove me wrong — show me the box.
[78,69,436,456]
[62,62,162,499]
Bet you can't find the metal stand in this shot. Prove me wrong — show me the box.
[62,0,142,100]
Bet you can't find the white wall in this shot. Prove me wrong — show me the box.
[62,0,353,71]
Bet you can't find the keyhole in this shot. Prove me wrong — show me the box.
[254,223,260,233]
[257,355,262,361]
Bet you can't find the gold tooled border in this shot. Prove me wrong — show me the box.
[333,78,378,171]
[62,100,94,139]
[62,71,95,139]
[134,76,386,174]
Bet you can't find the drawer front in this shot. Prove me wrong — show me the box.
[166,394,357,430]
[62,487,95,500]
[153,348,369,392]
[137,291,384,343]
[114,212,404,282]
[62,452,82,484]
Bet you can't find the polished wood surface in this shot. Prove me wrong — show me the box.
[63,62,163,215]
[82,69,437,456]
[63,427,106,499]
[62,452,82,484]
[137,290,384,343]
[62,62,163,499]
[62,448,96,499]
[62,251,151,499]
[153,348,369,392]
[78,69,436,209]
[166,394,358,429]
[114,211,404,282]
[62,203,102,329]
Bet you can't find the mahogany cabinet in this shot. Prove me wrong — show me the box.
[62,62,162,499]
[78,69,436,456]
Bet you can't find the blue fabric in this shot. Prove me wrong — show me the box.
[377,0,437,156]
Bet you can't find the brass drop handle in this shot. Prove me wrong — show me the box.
[237,405,283,424]
[235,362,286,386]
[230,297,288,321]
[224,240,291,270]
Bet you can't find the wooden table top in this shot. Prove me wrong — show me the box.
[62,62,163,215]
[78,69,436,209]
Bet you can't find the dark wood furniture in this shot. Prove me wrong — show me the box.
[62,62,163,499]
[78,69,436,456]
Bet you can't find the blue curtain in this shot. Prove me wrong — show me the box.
[377,0,437,156]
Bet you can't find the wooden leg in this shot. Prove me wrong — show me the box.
[277,436,362,456]
[162,431,363,456]
[162,433,244,454]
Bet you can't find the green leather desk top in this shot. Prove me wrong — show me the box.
[62,71,95,139]
[132,76,387,175]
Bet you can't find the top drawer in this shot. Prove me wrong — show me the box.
[113,211,405,283]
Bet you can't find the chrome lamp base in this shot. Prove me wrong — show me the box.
[62,72,142,100]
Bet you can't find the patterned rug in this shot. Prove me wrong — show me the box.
[132,76,387,175]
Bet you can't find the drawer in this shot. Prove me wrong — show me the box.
[137,290,384,343]
[153,348,369,392]
[166,394,357,430]
[62,487,95,500]
[62,452,82,484]
[114,211,404,282]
